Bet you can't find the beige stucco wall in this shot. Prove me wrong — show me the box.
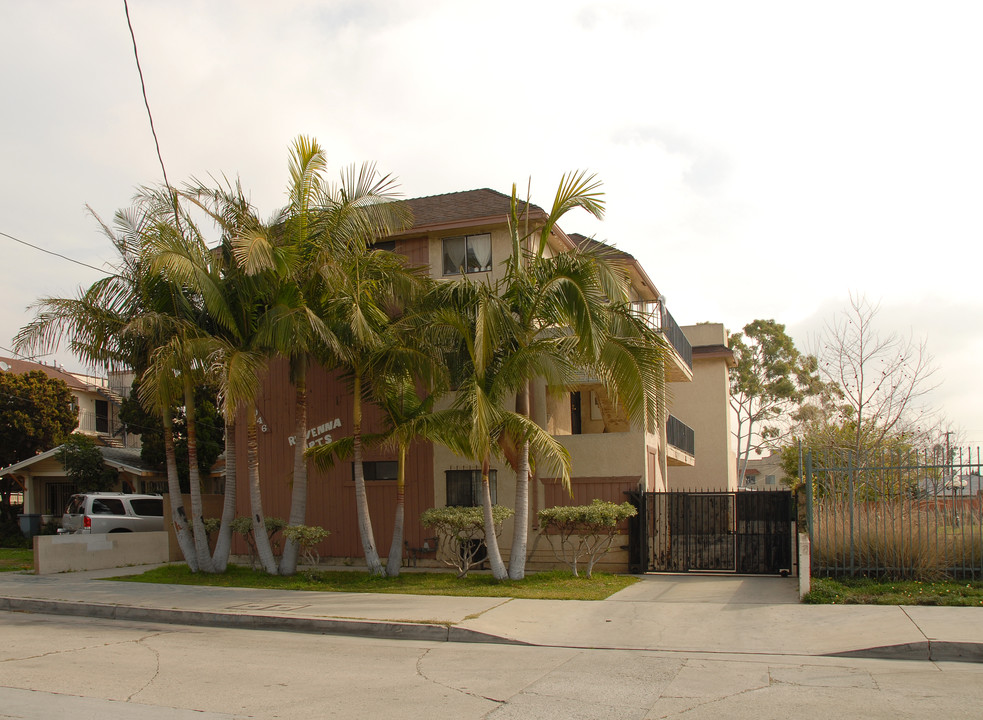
[427,225,512,284]
[668,323,738,492]
[34,531,168,574]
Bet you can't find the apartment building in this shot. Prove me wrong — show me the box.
[234,188,736,567]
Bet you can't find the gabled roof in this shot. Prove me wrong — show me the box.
[0,356,89,392]
[567,234,661,301]
[568,233,635,262]
[404,188,545,230]
[0,444,163,478]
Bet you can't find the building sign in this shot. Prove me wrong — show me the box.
[289,418,343,449]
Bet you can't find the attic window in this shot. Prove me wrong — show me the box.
[442,234,492,275]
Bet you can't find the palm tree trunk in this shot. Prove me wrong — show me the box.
[163,406,198,572]
[481,456,508,580]
[280,358,308,575]
[247,402,278,574]
[509,382,531,579]
[184,377,215,573]
[385,442,407,577]
[210,418,236,572]
[352,373,384,575]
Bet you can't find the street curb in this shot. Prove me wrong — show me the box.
[0,596,528,646]
[826,641,983,663]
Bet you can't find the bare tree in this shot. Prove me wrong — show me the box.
[816,293,939,464]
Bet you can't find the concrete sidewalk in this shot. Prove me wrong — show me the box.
[1,567,981,663]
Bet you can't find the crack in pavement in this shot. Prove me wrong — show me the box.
[0,629,174,665]
[125,633,167,702]
[413,647,505,708]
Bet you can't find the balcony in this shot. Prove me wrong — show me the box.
[77,409,124,439]
[666,414,695,466]
[630,301,693,382]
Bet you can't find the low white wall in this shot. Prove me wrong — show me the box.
[34,532,168,575]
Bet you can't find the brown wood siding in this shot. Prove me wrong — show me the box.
[542,476,640,508]
[234,358,435,561]
[396,236,429,268]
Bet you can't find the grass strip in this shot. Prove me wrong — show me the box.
[0,548,33,572]
[113,564,638,601]
[804,577,983,606]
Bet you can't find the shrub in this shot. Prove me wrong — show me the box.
[421,505,514,578]
[229,516,286,569]
[538,500,637,578]
[282,525,330,567]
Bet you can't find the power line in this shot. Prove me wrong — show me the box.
[123,0,171,192]
[0,230,110,276]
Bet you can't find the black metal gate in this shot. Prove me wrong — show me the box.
[628,490,795,575]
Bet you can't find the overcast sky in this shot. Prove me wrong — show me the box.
[2,1,981,443]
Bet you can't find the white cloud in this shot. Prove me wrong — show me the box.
[1,0,982,438]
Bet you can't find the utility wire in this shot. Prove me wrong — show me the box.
[123,0,171,192]
[0,231,110,276]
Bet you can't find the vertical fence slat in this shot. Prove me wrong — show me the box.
[807,447,983,580]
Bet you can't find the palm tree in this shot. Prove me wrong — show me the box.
[14,200,208,570]
[493,173,671,579]
[315,245,428,575]
[202,137,412,575]
[426,280,574,580]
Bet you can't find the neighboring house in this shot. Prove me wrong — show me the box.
[742,453,786,490]
[1,445,167,519]
[0,356,142,522]
[234,187,730,567]
[667,323,738,491]
[0,356,131,449]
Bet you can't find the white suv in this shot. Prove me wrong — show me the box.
[60,493,164,534]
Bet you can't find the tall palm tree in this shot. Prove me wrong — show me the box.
[14,198,220,569]
[204,137,412,575]
[314,245,428,575]
[494,173,670,579]
[425,280,573,580]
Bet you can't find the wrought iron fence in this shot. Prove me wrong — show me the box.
[805,447,983,579]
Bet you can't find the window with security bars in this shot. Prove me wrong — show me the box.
[445,469,496,507]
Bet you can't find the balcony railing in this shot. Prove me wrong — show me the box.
[666,414,695,456]
[630,301,693,369]
[77,409,122,437]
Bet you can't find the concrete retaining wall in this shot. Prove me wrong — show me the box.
[34,532,169,575]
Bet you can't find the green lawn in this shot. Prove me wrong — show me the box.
[804,577,983,606]
[0,548,33,573]
[115,564,638,600]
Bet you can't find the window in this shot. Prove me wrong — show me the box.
[46,483,75,516]
[765,475,776,485]
[354,461,399,482]
[372,239,396,252]
[92,498,126,515]
[446,469,496,506]
[442,234,492,275]
[95,399,109,434]
[570,391,582,435]
[129,498,163,516]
